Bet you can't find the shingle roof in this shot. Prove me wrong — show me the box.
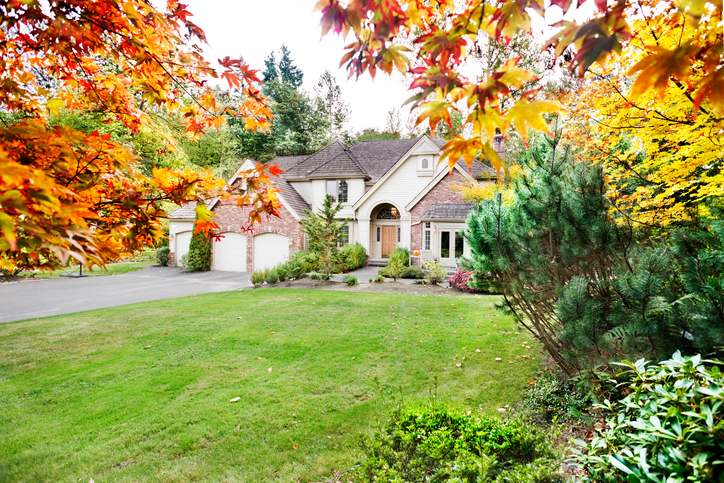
[420,203,475,220]
[266,155,312,218]
[285,140,368,179]
[349,138,419,183]
[168,202,197,219]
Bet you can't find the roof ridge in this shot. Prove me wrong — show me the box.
[304,140,368,177]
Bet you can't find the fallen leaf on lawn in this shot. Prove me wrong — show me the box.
[508,361,514,364]
[456,363,462,368]
[236,424,241,429]
[268,367,273,373]
[230,397,241,403]
[144,345,151,349]
[475,349,481,353]
[237,317,242,319]
[495,358,502,361]
[293,443,299,449]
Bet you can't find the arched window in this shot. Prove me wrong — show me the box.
[421,158,429,169]
[376,206,400,220]
[338,180,348,203]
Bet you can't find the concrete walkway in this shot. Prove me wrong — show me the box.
[330,265,418,284]
[0,267,252,324]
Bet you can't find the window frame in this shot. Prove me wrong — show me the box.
[424,222,431,250]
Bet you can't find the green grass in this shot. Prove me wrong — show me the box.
[0,289,542,483]
[20,261,152,279]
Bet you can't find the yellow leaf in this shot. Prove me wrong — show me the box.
[46,98,63,116]
[505,98,560,145]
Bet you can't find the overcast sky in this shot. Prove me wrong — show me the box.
[181,0,411,133]
[180,1,596,133]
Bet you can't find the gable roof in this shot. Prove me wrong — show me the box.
[349,138,420,183]
[285,140,368,179]
[405,162,475,211]
[429,136,498,179]
[168,202,197,220]
[267,155,312,218]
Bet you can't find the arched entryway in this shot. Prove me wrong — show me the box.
[369,203,401,258]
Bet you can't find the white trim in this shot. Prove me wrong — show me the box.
[405,163,474,212]
[352,136,439,211]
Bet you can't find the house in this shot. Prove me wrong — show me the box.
[168,135,501,271]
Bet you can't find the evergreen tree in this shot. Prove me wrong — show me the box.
[300,195,348,277]
[314,70,351,143]
[181,222,211,272]
[277,44,303,89]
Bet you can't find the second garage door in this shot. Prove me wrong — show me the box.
[213,232,247,272]
[253,233,289,271]
[175,231,192,267]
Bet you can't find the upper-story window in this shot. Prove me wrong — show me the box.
[326,180,348,203]
[421,158,429,169]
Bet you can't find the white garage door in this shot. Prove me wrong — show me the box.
[253,233,289,271]
[175,231,192,267]
[213,232,247,272]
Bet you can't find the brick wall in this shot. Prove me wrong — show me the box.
[409,170,467,258]
[212,199,303,271]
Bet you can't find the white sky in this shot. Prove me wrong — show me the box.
[182,0,411,133]
[180,1,596,133]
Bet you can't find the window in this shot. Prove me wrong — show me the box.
[397,226,401,242]
[303,232,309,251]
[339,225,349,246]
[377,226,381,242]
[326,180,349,203]
[338,180,348,203]
[424,222,431,250]
[376,206,400,219]
[326,180,337,201]
[421,158,429,169]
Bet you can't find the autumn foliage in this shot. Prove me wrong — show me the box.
[0,0,278,272]
[317,0,722,185]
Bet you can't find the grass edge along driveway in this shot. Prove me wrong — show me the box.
[0,289,542,483]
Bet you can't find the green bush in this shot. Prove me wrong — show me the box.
[275,263,289,282]
[522,370,592,423]
[350,404,562,483]
[378,259,405,280]
[337,242,367,272]
[423,260,447,284]
[155,246,170,266]
[181,225,211,272]
[401,266,425,279]
[308,271,331,280]
[343,275,359,286]
[250,270,265,287]
[373,275,384,283]
[388,247,410,267]
[573,352,724,482]
[265,269,279,284]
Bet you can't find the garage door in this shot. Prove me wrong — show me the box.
[253,233,289,271]
[175,231,192,267]
[213,232,247,272]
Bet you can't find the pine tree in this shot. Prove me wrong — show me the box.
[300,195,348,277]
[278,44,303,89]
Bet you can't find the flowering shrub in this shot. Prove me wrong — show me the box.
[448,267,479,292]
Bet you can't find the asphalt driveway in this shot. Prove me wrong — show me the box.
[0,267,252,324]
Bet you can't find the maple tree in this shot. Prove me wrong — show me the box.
[0,0,279,272]
[315,0,723,177]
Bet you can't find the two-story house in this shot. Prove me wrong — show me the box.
[168,135,501,272]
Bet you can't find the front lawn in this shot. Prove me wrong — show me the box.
[0,289,542,483]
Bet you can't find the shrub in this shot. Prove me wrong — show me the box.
[265,269,279,284]
[400,265,425,279]
[572,352,724,482]
[350,404,563,483]
[522,370,593,423]
[275,263,289,282]
[343,275,359,286]
[337,242,367,272]
[448,267,480,292]
[250,270,265,287]
[182,224,211,272]
[388,247,410,267]
[373,275,384,283]
[378,259,404,280]
[308,271,331,280]
[423,260,447,284]
[155,246,170,266]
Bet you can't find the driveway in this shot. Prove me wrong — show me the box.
[0,267,252,324]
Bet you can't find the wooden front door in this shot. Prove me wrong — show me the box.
[381,226,397,258]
